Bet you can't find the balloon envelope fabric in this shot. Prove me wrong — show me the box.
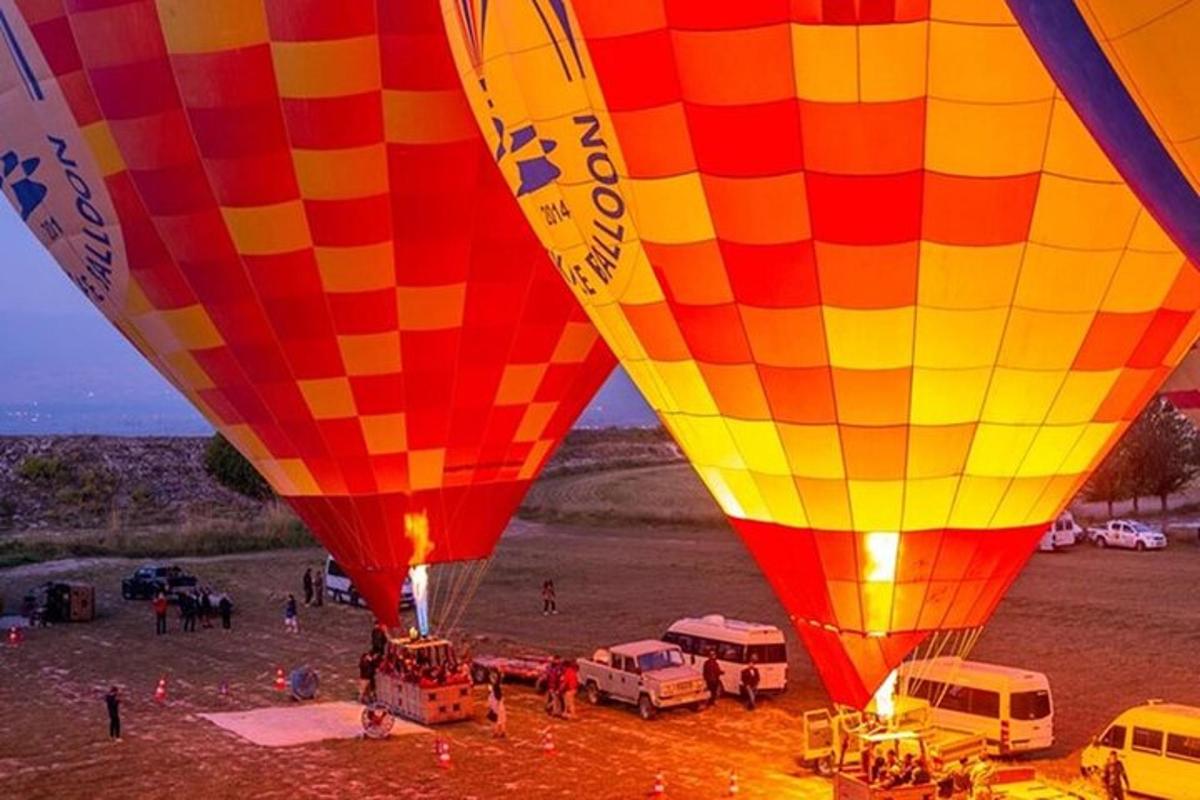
[441,0,1200,706]
[1008,0,1200,266]
[0,0,612,623]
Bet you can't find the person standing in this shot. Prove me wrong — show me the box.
[152,592,168,635]
[180,591,197,633]
[1102,751,1130,800]
[703,650,723,707]
[358,651,375,703]
[313,568,324,607]
[541,580,557,615]
[488,675,507,738]
[561,659,579,720]
[218,595,233,631]
[302,567,314,607]
[544,657,562,717]
[104,686,121,742]
[284,594,299,634]
[740,654,761,710]
[199,588,213,629]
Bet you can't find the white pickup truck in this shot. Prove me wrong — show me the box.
[1087,519,1167,551]
[578,640,709,720]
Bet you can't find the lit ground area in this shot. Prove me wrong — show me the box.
[3,465,1199,798]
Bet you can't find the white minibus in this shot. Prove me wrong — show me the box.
[900,658,1053,755]
[661,615,787,696]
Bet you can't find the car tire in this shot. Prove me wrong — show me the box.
[471,665,490,686]
[637,694,657,721]
[1135,540,1146,551]
[585,681,603,706]
[1095,536,1106,548]
[121,587,131,600]
[815,755,835,777]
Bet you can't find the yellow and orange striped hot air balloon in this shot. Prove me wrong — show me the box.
[0,0,612,625]
[441,0,1200,707]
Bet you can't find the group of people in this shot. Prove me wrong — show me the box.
[701,651,761,710]
[867,749,935,788]
[151,588,231,635]
[540,657,579,720]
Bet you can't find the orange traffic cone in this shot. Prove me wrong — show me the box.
[541,728,556,756]
[727,770,739,796]
[274,668,286,692]
[154,677,167,703]
[434,737,451,769]
[648,771,665,798]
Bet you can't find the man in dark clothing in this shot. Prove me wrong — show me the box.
[1102,751,1130,800]
[740,655,761,710]
[104,686,121,741]
[370,620,388,655]
[180,592,197,632]
[152,593,168,635]
[200,589,213,628]
[302,568,314,606]
[313,569,324,607]
[703,651,723,707]
[541,580,557,615]
[358,652,376,703]
[218,596,233,631]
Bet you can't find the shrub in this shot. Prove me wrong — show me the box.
[203,434,273,501]
[17,455,69,486]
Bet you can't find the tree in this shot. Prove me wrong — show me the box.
[1123,397,1200,513]
[1082,441,1130,518]
[203,434,273,501]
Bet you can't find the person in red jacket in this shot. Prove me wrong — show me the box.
[152,592,168,635]
[561,660,579,719]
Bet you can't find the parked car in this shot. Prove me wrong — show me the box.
[324,556,414,610]
[1038,512,1082,551]
[1081,701,1200,797]
[661,614,787,696]
[121,565,198,601]
[470,653,552,688]
[578,640,708,720]
[1087,519,1167,550]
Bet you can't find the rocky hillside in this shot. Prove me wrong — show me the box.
[0,428,679,531]
[0,436,261,530]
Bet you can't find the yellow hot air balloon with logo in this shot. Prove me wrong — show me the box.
[441,0,1200,707]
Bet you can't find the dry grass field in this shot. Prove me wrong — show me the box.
[2,462,1198,798]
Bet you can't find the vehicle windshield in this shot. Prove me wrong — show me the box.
[1010,689,1051,720]
[638,649,684,671]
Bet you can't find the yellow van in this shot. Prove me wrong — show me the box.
[1081,702,1200,799]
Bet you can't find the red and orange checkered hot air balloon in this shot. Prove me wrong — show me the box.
[1162,343,1200,427]
[441,0,1200,707]
[0,0,612,626]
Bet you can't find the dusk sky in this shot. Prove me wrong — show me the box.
[0,208,653,435]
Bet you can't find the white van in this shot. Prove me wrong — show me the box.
[1081,702,1200,798]
[1039,511,1082,551]
[900,658,1053,755]
[324,557,413,610]
[661,615,787,696]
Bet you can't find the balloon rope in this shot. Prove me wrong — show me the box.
[436,560,474,636]
[444,558,491,639]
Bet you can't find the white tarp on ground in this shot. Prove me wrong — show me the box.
[199,702,429,747]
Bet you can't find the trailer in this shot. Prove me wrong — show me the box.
[833,765,1097,800]
[801,697,985,777]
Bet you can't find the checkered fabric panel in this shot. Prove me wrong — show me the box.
[14,1,613,605]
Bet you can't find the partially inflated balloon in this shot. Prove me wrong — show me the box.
[442,0,1200,706]
[0,0,611,623]
[1008,0,1200,264]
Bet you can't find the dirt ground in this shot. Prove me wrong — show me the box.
[3,466,1199,799]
